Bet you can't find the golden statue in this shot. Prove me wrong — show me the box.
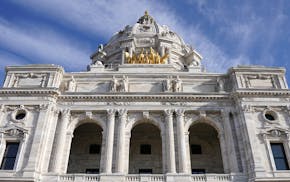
[124,47,168,64]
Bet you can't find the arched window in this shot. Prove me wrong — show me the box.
[189,123,224,173]
[67,123,103,174]
[129,123,162,174]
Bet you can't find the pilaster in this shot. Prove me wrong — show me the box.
[39,105,60,173]
[221,109,240,172]
[23,103,56,173]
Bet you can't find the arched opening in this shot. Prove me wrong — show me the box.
[67,123,103,174]
[129,123,162,174]
[189,123,224,174]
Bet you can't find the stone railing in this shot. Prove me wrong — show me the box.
[58,174,100,182]
[48,173,245,182]
[126,174,164,182]
[191,174,230,182]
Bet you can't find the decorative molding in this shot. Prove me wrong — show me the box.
[242,105,255,113]
[260,127,290,141]
[85,111,93,119]
[12,73,48,88]
[199,110,207,119]
[232,90,290,97]
[0,88,59,97]
[142,111,150,119]
[59,94,230,102]
[0,125,28,139]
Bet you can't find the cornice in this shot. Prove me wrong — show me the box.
[0,88,60,97]
[1,88,290,101]
[232,89,290,98]
[58,92,230,102]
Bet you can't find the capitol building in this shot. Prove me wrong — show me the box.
[1,11,290,182]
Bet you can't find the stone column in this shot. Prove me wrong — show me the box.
[116,109,127,173]
[176,109,188,173]
[51,109,71,173]
[104,109,115,173]
[164,109,176,173]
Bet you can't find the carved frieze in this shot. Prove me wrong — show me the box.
[12,73,48,88]
[243,74,278,89]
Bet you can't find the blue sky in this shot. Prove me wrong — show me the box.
[0,0,290,86]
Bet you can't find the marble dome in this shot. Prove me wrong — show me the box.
[90,11,202,71]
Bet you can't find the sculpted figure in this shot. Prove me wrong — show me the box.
[139,49,145,64]
[124,52,132,64]
[120,76,129,92]
[160,53,169,64]
[216,78,225,92]
[163,77,172,92]
[67,76,76,92]
[173,76,182,92]
[110,76,118,92]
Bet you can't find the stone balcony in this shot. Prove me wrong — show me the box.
[41,173,246,182]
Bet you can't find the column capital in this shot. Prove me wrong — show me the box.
[118,109,127,117]
[175,109,185,117]
[61,109,71,118]
[164,109,174,116]
[107,109,116,116]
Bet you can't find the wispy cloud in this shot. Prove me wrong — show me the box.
[6,0,250,73]
[0,18,90,71]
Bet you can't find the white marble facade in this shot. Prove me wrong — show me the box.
[0,12,290,182]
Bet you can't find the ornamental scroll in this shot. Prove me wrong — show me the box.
[124,47,168,64]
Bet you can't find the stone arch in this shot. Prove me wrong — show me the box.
[67,121,104,174]
[127,116,164,134]
[185,116,223,136]
[128,118,163,174]
[187,119,225,174]
[68,114,106,134]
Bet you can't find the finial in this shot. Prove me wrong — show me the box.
[145,10,149,16]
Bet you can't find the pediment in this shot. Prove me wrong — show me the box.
[0,125,28,138]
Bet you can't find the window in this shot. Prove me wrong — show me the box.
[192,169,205,174]
[140,144,151,154]
[191,144,202,154]
[139,169,152,174]
[89,144,101,154]
[271,143,289,170]
[265,114,275,121]
[1,142,20,170]
[86,168,99,174]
